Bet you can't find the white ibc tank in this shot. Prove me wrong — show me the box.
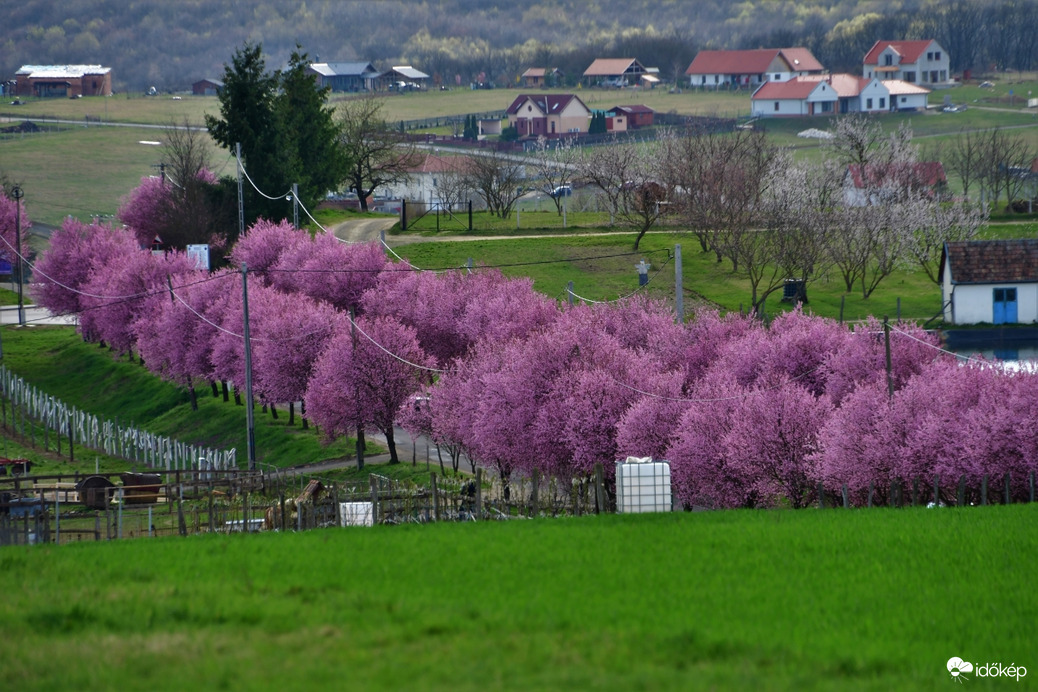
[616,456,672,513]
[340,502,374,527]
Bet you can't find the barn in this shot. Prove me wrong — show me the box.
[15,65,112,97]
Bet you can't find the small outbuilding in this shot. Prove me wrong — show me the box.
[941,239,1038,325]
[192,78,223,96]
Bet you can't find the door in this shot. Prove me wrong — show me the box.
[993,287,1018,324]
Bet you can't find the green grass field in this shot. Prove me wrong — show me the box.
[1,506,1033,691]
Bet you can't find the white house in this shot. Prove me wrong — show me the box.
[381,153,466,203]
[940,239,1038,325]
[750,78,837,117]
[863,39,950,86]
[843,161,947,206]
[686,48,824,89]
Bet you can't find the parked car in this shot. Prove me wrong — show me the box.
[550,184,572,198]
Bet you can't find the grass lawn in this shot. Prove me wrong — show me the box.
[0,505,1033,691]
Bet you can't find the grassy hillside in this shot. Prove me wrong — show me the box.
[0,327,363,472]
[1,506,1034,690]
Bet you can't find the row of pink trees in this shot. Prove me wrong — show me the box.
[29,216,1038,497]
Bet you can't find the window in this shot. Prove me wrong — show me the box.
[774,74,780,80]
[935,51,942,60]
[904,71,916,82]
[884,55,893,66]
[927,52,933,60]
[702,76,706,85]
[821,101,832,112]
[879,97,886,109]
[714,75,719,84]
[774,101,779,111]
[922,72,929,82]
[901,96,907,103]
[866,98,873,109]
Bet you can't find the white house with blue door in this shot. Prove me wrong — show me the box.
[940,239,1038,325]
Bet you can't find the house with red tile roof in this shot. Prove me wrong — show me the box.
[750,78,838,117]
[382,153,468,203]
[941,239,1038,324]
[843,161,947,206]
[506,93,591,137]
[685,48,824,89]
[751,74,930,117]
[863,40,950,86]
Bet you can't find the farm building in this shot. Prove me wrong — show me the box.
[582,58,651,88]
[307,62,379,92]
[941,239,1038,325]
[521,68,563,88]
[376,66,429,91]
[14,64,112,97]
[192,78,223,96]
[609,105,655,128]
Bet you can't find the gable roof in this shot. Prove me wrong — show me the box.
[387,66,429,80]
[506,93,589,116]
[863,40,936,66]
[583,58,646,77]
[942,239,1038,284]
[751,78,832,100]
[611,105,655,115]
[686,48,822,75]
[16,64,110,78]
[309,62,378,77]
[883,79,931,95]
[798,73,874,97]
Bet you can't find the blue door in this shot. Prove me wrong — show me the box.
[993,287,1018,324]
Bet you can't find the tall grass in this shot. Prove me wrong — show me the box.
[0,506,1033,690]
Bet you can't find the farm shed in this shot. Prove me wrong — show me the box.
[15,65,112,97]
[941,239,1038,325]
[191,78,223,96]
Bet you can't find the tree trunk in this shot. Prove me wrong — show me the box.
[222,380,230,402]
[288,401,295,426]
[269,404,278,419]
[356,427,365,470]
[385,426,399,464]
[189,385,197,412]
[210,380,219,398]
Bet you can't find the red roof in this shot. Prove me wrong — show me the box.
[863,40,936,66]
[943,240,1038,284]
[751,79,829,100]
[798,74,873,97]
[686,48,823,75]
[506,93,589,116]
[846,162,947,189]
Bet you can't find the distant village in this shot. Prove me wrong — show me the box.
[9,38,948,133]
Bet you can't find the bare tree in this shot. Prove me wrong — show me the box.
[338,96,423,211]
[461,151,526,219]
[434,160,470,213]
[976,128,1035,211]
[162,118,212,190]
[574,133,672,250]
[906,198,986,284]
[943,127,985,200]
[664,126,775,268]
[528,136,575,216]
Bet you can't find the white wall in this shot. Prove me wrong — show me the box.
[944,283,1038,324]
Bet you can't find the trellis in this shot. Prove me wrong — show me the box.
[0,365,236,471]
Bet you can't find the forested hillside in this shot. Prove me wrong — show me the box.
[1,0,1034,92]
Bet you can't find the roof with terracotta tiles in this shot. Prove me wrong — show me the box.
[943,239,1038,284]
[863,40,937,66]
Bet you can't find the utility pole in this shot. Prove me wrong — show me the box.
[236,143,245,238]
[884,316,894,400]
[350,307,365,470]
[241,264,256,470]
[12,185,24,326]
[291,183,299,229]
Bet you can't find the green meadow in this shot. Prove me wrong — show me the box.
[1,506,1033,691]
